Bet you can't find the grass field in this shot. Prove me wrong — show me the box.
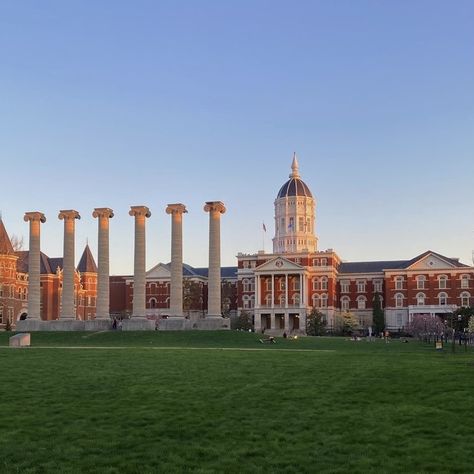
[0,331,473,473]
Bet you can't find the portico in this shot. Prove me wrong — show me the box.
[253,256,307,333]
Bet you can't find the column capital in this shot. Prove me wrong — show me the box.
[204,201,226,214]
[129,206,151,218]
[93,207,114,219]
[166,203,187,215]
[58,210,81,221]
[24,212,46,223]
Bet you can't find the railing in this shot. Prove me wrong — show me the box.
[256,304,304,309]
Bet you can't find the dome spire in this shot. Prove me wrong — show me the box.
[290,152,300,178]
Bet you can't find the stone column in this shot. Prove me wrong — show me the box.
[204,201,226,317]
[129,206,151,318]
[92,208,114,319]
[58,210,81,319]
[24,212,46,320]
[166,204,187,317]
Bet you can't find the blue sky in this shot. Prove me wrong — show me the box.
[1,0,473,274]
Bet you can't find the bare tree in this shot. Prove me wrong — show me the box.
[10,234,24,251]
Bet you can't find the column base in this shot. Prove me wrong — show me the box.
[122,318,155,331]
[158,317,192,331]
[84,319,112,331]
[194,317,230,330]
[44,320,86,331]
[15,319,44,332]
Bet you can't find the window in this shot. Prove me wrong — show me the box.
[265,294,272,306]
[461,275,469,289]
[321,277,328,290]
[299,217,304,232]
[395,293,404,308]
[321,258,327,267]
[460,292,470,307]
[341,281,350,293]
[373,280,383,293]
[293,278,300,291]
[289,217,294,231]
[265,279,272,291]
[279,295,286,306]
[292,294,300,305]
[312,294,320,308]
[416,275,426,290]
[280,218,285,231]
[243,279,252,292]
[461,291,471,307]
[438,292,448,305]
[357,296,366,309]
[341,296,350,311]
[280,279,286,291]
[416,292,425,306]
[312,259,319,267]
[438,275,448,289]
[149,298,157,308]
[320,294,328,308]
[357,280,366,293]
[395,277,404,290]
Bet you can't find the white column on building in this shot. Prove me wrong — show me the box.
[92,208,114,319]
[285,274,289,308]
[299,274,303,307]
[24,212,46,320]
[271,274,275,308]
[255,275,260,309]
[166,203,187,317]
[204,201,226,317]
[129,206,151,318]
[58,210,81,319]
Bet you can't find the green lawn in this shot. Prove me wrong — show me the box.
[0,332,473,473]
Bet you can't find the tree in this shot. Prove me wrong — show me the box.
[10,234,24,251]
[233,310,252,331]
[468,316,474,334]
[372,292,385,334]
[183,280,203,314]
[306,308,327,336]
[407,314,445,338]
[452,307,474,331]
[335,312,359,335]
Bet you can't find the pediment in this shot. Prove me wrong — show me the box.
[255,256,304,272]
[146,263,171,279]
[407,253,457,270]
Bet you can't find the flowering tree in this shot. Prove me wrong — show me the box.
[407,314,445,337]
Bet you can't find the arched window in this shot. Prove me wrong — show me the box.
[265,294,272,306]
[249,295,255,308]
[320,293,328,308]
[312,293,320,308]
[149,298,157,308]
[293,294,300,305]
[416,292,426,306]
[460,292,470,307]
[341,296,350,311]
[416,275,426,290]
[250,279,255,292]
[279,295,286,306]
[438,292,448,306]
[320,277,328,291]
[395,293,404,308]
[242,279,250,292]
[243,295,250,309]
[265,279,272,291]
[357,295,366,309]
[321,258,327,267]
[461,275,470,289]
[312,277,318,291]
[438,275,448,290]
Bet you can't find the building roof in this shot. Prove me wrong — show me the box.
[77,244,98,273]
[277,178,313,199]
[0,219,14,255]
[338,250,470,274]
[339,260,408,274]
[15,251,54,274]
[160,263,238,279]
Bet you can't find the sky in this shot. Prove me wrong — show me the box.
[1,0,473,274]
